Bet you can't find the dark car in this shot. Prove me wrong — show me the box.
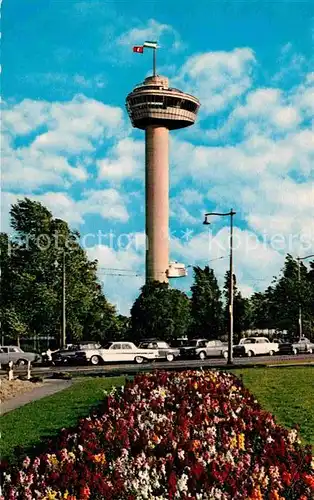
[278,337,314,355]
[51,342,101,365]
[179,339,208,359]
[138,340,180,362]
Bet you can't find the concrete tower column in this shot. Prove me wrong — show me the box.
[145,125,169,282]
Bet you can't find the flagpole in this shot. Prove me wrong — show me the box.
[153,47,156,76]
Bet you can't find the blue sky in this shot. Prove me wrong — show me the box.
[2,0,314,314]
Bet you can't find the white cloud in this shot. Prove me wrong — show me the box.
[2,95,126,191]
[21,72,106,91]
[1,189,130,234]
[117,19,182,51]
[168,63,314,261]
[175,48,256,114]
[97,137,144,181]
[272,43,309,84]
[178,189,204,205]
[170,188,205,226]
[171,227,284,297]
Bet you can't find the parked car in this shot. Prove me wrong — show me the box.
[138,340,180,362]
[196,340,228,360]
[0,346,40,367]
[179,339,208,359]
[233,337,279,357]
[74,341,159,365]
[51,342,101,365]
[278,337,314,355]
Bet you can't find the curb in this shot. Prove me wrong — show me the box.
[43,361,314,380]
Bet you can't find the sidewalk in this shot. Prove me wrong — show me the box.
[1,379,72,415]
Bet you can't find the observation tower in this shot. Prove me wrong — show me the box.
[126,42,200,283]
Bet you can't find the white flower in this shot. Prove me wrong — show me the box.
[287,429,298,444]
[177,472,189,493]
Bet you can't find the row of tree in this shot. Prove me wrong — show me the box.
[1,199,313,348]
[0,199,125,348]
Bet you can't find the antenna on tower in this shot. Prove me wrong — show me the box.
[143,41,158,76]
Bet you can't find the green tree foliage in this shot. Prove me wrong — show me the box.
[0,198,119,346]
[269,255,313,336]
[250,255,314,338]
[190,266,223,338]
[131,281,191,341]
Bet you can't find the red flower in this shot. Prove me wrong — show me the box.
[79,485,90,499]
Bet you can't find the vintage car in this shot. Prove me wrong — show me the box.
[0,346,40,367]
[138,340,180,362]
[74,341,159,365]
[179,339,208,359]
[51,342,101,365]
[194,339,228,360]
[233,337,279,357]
[179,339,228,360]
[278,337,314,355]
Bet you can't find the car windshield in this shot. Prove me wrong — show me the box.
[102,342,114,349]
[171,340,188,347]
[189,340,206,347]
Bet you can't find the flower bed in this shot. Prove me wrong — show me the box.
[1,370,313,499]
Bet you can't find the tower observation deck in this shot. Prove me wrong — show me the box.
[126,74,200,283]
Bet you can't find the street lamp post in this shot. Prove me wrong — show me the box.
[203,209,236,364]
[54,250,66,349]
[296,254,314,340]
[62,250,66,349]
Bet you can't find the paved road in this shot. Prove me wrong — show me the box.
[1,354,313,378]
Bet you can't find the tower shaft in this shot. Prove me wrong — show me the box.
[145,125,169,282]
[126,73,199,284]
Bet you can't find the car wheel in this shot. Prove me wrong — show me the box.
[199,351,206,360]
[166,353,174,362]
[247,350,254,357]
[135,356,144,364]
[222,351,228,359]
[16,359,27,367]
[269,350,275,356]
[292,348,298,355]
[90,355,100,366]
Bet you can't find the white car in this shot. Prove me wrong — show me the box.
[233,337,279,357]
[74,341,159,365]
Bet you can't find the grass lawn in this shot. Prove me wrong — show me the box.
[1,367,313,463]
[0,377,125,462]
[233,366,314,446]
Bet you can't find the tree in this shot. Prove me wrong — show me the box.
[250,288,274,330]
[190,266,223,338]
[131,281,191,341]
[223,271,252,341]
[249,255,314,339]
[1,198,119,346]
[269,255,313,337]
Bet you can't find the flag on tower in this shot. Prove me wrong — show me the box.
[133,46,144,53]
[143,41,158,49]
